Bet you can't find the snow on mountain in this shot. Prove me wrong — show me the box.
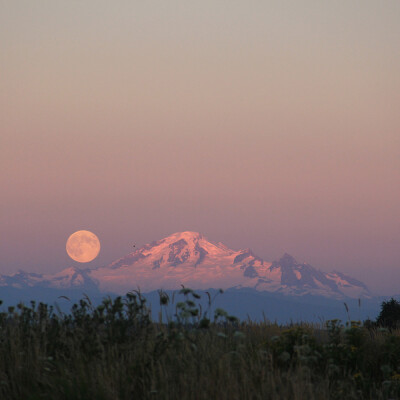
[43,267,97,290]
[255,253,371,298]
[0,271,46,288]
[89,231,371,298]
[0,232,372,299]
[325,271,371,299]
[0,267,95,290]
[90,231,264,293]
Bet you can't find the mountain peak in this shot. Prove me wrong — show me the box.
[279,253,297,267]
[168,231,204,241]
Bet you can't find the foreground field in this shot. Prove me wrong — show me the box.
[0,290,399,400]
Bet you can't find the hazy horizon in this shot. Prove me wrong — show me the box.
[1,1,399,295]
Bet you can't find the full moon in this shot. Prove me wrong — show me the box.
[66,230,100,263]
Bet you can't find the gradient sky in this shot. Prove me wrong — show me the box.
[1,1,399,294]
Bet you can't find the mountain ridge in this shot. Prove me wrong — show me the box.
[0,231,371,299]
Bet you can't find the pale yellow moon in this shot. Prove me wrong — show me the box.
[66,230,100,263]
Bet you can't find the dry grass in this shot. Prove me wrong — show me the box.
[0,291,399,400]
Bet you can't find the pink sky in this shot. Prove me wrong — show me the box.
[1,1,399,294]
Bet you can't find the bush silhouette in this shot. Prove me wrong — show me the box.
[376,297,400,329]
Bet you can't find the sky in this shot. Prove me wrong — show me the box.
[1,1,399,294]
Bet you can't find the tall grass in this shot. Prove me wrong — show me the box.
[0,290,399,399]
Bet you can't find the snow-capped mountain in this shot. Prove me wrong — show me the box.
[90,231,370,298]
[0,231,371,299]
[0,267,96,290]
[257,253,370,298]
